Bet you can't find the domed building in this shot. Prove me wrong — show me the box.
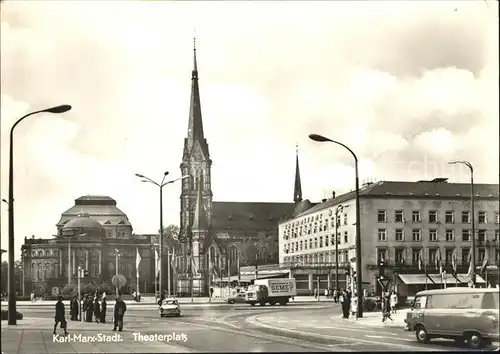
[21,196,158,296]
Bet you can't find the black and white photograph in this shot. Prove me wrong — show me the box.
[1,0,499,352]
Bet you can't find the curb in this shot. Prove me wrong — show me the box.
[246,314,439,352]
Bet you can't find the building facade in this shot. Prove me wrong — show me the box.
[279,179,500,296]
[21,196,158,296]
[175,42,301,296]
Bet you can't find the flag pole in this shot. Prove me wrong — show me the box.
[136,247,140,295]
[424,257,427,290]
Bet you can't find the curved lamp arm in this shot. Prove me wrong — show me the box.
[309,134,358,163]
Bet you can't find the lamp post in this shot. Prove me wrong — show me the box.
[334,205,348,290]
[135,172,189,297]
[309,133,363,318]
[7,104,72,325]
[114,248,120,296]
[1,249,6,308]
[449,160,476,288]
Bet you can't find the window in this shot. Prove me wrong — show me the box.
[395,249,405,264]
[445,211,454,223]
[336,233,341,245]
[445,229,454,242]
[462,229,471,242]
[325,235,329,247]
[478,230,486,243]
[445,249,453,265]
[309,239,312,249]
[413,296,427,309]
[344,231,348,243]
[496,212,499,224]
[304,241,308,250]
[378,229,387,241]
[412,211,421,223]
[429,229,438,242]
[343,213,348,225]
[462,248,470,264]
[314,238,318,248]
[319,236,323,248]
[426,293,483,310]
[478,211,487,223]
[478,249,485,262]
[377,210,387,223]
[299,240,303,251]
[429,249,437,264]
[462,211,470,224]
[495,230,499,242]
[411,249,421,265]
[395,229,404,241]
[377,249,387,263]
[428,210,438,223]
[395,210,404,223]
[412,229,421,242]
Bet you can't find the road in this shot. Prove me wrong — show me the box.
[2,303,495,352]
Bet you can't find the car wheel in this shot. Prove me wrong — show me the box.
[467,333,483,349]
[259,300,266,306]
[415,325,430,344]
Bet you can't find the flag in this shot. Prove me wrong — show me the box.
[136,248,142,278]
[466,251,472,277]
[435,249,441,271]
[155,249,160,277]
[480,251,489,274]
[418,252,422,271]
[451,252,457,275]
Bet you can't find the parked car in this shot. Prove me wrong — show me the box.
[404,287,499,349]
[159,298,181,317]
[227,292,246,304]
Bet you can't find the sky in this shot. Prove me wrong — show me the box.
[1,0,498,260]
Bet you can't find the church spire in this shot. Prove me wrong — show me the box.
[184,36,209,158]
[294,143,303,203]
[192,174,208,230]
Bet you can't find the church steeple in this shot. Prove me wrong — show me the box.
[184,36,209,158]
[192,174,208,231]
[294,143,302,203]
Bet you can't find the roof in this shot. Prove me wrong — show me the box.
[292,181,499,220]
[211,201,295,231]
[57,195,131,227]
[63,214,104,230]
[293,199,316,217]
[416,284,494,296]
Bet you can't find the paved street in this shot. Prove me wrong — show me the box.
[2,302,497,352]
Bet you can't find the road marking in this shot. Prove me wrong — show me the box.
[365,335,385,339]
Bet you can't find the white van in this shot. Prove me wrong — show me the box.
[404,287,499,349]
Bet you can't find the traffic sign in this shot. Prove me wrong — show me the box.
[377,277,390,291]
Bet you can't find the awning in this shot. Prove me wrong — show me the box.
[454,273,486,284]
[398,274,433,285]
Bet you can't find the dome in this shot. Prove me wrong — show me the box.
[63,213,103,230]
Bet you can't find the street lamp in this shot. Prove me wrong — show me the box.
[449,160,476,288]
[309,133,363,318]
[135,172,190,297]
[7,104,72,325]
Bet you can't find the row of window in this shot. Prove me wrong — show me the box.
[283,215,348,239]
[283,232,350,253]
[376,247,500,264]
[377,228,499,242]
[377,209,499,224]
[283,250,350,265]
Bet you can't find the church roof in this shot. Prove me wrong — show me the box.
[211,201,295,231]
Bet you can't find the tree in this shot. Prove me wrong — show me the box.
[159,224,180,248]
[61,284,77,296]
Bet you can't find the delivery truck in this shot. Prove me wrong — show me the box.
[245,278,296,306]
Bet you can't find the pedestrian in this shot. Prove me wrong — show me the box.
[333,289,338,303]
[324,288,328,298]
[53,295,68,336]
[390,291,398,314]
[84,295,94,322]
[382,293,393,322]
[30,291,35,303]
[113,295,127,332]
[340,290,349,319]
[314,288,318,298]
[100,296,107,323]
[94,295,101,323]
[70,295,79,321]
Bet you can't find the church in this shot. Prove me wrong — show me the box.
[174,41,308,296]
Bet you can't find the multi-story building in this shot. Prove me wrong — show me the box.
[278,178,500,296]
[21,195,159,296]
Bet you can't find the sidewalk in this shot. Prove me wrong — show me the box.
[1,318,191,353]
[330,310,407,328]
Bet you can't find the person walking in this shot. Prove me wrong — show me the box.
[382,293,394,322]
[84,295,94,322]
[340,290,350,319]
[53,296,68,336]
[94,295,101,323]
[113,295,127,331]
[390,291,398,314]
[100,297,107,323]
[70,295,79,321]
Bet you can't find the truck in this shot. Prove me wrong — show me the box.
[245,278,296,306]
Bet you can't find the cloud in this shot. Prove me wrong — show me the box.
[1,0,498,258]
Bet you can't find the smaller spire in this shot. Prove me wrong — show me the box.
[294,143,303,204]
[192,33,198,77]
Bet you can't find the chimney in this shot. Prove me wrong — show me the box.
[322,198,327,203]
[332,191,336,199]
